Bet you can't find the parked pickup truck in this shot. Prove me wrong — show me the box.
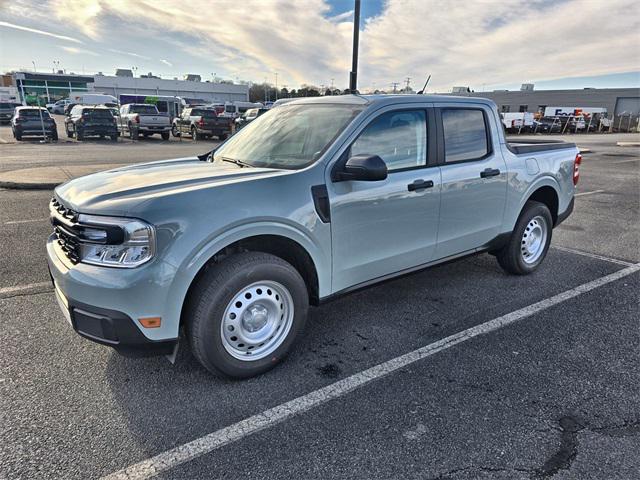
[171,107,233,140]
[47,95,579,378]
[118,103,171,140]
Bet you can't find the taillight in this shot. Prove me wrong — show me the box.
[134,114,140,124]
[573,153,582,185]
[198,118,205,127]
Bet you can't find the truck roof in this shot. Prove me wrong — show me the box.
[283,94,497,108]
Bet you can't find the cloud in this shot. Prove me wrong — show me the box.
[160,59,173,67]
[60,46,99,56]
[11,0,640,90]
[49,0,102,38]
[107,48,152,60]
[0,20,83,43]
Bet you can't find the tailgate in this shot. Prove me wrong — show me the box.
[140,115,169,126]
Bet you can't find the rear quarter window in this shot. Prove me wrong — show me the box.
[442,109,489,162]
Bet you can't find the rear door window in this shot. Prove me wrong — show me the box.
[442,109,489,162]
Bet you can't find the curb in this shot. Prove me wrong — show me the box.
[616,142,640,147]
[0,180,60,190]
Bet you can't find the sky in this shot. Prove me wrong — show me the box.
[0,0,639,93]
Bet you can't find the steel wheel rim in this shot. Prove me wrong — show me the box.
[221,280,294,361]
[521,215,548,264]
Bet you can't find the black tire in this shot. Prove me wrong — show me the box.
[496,201,553,275]
[15,131,22,141]
[161,131,170,141]
[191,126,199,140]
[51,130,58,142]
[171,124,180,137]
[186,252,309,378]
[75,129,84,141]
[110,134,118,142]
[65,125,72,138]
[218,133,228,141]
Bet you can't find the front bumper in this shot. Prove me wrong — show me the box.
[47,234,179,356]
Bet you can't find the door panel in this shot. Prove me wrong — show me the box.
[328,106,440,293]
[330,169,441,292]
[434,105,507,258]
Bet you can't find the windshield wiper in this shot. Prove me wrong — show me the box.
[219,157,253,168]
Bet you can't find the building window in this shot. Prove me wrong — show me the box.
[501,105,510,113]
[519,105,528,112]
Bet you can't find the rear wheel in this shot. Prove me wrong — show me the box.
[191,126,199,140]
[75,128,84,141]
[496,201,553,275]
[218,133,228,141]
[51,130,58,142]
[161,131,170,141]
[171,124,180,137]
[14,130,22,141]
[110,134,118,142]
[186,252,309,378]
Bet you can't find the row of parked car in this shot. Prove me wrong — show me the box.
[4,101,271,142]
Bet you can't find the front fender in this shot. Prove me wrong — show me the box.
[162,220,330,337]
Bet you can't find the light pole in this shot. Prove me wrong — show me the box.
[32,60,37,72]
[132,66,138,94]
[275,72,278,101]
[349,0,361,93]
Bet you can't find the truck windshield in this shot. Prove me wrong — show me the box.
[214,104,362,170]
[130,105,159,114]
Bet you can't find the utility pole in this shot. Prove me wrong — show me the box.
[349,0,361,93]
[275,72,278,101]
[391,82,399,94]
[404,77,411,93]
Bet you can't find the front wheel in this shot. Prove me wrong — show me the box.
[496,201,553,275]
[186,252,309,378]
[171,124,180,137]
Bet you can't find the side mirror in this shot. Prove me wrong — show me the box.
[335,154,387,182]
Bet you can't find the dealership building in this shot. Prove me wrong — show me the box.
[6,71,249,105]
[445,85,640,118]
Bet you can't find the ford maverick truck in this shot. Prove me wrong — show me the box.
[47,95,580,378]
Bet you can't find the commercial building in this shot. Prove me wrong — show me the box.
[445,86,640,118]
[93,74,248,104]
[6,71,249,105]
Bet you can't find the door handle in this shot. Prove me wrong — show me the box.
[407,179,434,191]
[480,168,501,178]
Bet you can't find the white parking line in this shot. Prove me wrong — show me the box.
[0,281,52,299]
[574,190,605,197]
[552,245,635,267]
[101,263,640,480]
[613,158,640,165]
[4,218,48,225]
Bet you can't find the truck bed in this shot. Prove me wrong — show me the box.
[507,138,576,155]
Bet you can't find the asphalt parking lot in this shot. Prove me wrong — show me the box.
[1,132,638,479]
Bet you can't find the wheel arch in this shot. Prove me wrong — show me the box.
[513,178,561,228]
[175,225,327,331]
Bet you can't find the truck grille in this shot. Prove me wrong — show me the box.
[50,198,81,264]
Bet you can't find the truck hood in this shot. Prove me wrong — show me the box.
[55,157,287,215]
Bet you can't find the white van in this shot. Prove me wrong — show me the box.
[222,101,263,118]
[68,93,119,107]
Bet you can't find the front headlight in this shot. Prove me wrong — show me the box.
[77,214,155,268]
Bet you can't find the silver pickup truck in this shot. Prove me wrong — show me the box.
[47,95,580,378]
[117,103,171,140]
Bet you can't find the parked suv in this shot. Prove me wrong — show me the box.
[65,105,118,141]
[50,99,73,115]
[172,107,233,140]
[0,101,21,124]
[11,106,58,141]
[48,95,579,378]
